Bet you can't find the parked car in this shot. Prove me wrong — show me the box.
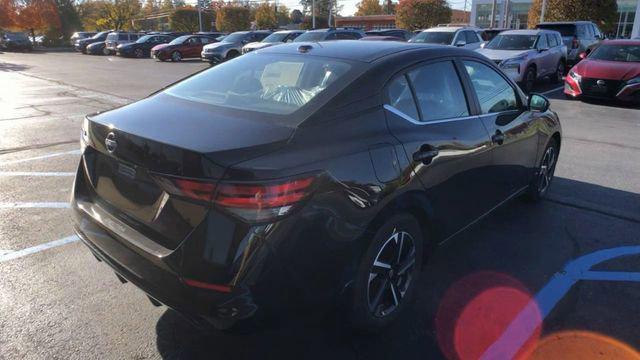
[152,34,217,61]
[564,39,640,103]
[117,34,174,58]
[105,32,142,55]
[201,30,272,64]
[0,32,33,52]
[75,31,111,53]
[86,41,107,55]
[365,29,414,41]
[476,29,567,93]
[70,31,96,46]
[293,28,365,42]
[409,26,484,50]
[360,35,406,42]
[72,40,561,332]
[536,21,604,65]
[242,30,304,54]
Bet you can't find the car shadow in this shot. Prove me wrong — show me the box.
[0,61,30,72]
[155,177,640,359]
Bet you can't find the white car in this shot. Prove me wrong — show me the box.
[409,26,484,50]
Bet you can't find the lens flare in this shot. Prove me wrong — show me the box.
[529,331,640,360]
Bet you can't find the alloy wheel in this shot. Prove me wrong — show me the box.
[538,146,556,194]
[172,51,182,62]
[367,229,416,318]
[135,48,143,58]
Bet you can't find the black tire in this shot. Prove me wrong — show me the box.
[225,50,239,61]
[521,66,536,93]
[551,60,565,84]
[524,138,559,202]
[134,48,144,58]
[350,213,424,332]
[171,51,182,62]
[102,48,110,56]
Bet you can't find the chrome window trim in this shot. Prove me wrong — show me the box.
[384,104,477,125]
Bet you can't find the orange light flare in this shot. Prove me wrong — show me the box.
[435,271,542,360]
[529,331,640,360]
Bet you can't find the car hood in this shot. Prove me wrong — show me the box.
[476,48,531,61]
[573,59,640,81]
[151,43,172,51]
[243,42,273,50]
[203,42,235,50]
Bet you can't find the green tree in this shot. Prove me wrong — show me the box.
[97,0,141,30]
[395,0,450,31]
[276,4,289,26]
[158,0,172,11]
[255,1,277,29]
[169,6,214,31]
[141,0,156,14]
[55,0,82,39]
[216,5,250,32]
[528,0,618,33]
[77,0,108,30]
[355,0,383,16]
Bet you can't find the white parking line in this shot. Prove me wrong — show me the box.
[0,235,79,262]
[0,149,80,166]
[541,86,564,96]
[0,202,70,209]
[0,172,75,177]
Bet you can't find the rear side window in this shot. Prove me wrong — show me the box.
[107,33,117,41]
[338,32,359,40]
[408,61,469,122]
[386,76,419,120]
[118,34,128,40]
[463,61,518,114]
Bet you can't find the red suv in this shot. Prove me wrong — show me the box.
[151,34,217,62]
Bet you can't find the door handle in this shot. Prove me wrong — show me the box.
[413,147,439,164]
[492,131,505,145]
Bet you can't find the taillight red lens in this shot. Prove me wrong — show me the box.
[154,175,317,222]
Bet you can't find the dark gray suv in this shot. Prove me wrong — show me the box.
[536,21,604,65]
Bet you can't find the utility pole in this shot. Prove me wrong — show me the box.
[490,0,497,28]
[197,0,203,32]
[540,0,547,23]
[502,0,509,28]
[312,0,316,29]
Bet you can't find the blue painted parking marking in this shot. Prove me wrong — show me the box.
[482,246,640,359]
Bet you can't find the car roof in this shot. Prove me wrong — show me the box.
[274,30,304,34]
[501,29,544,35]
[258,40,463,62]
[537,21,593,25]
[602,39,640,46]
[308,28,361,33]
[424,27,460,32]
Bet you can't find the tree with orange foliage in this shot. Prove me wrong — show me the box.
[15,0,61,41]
[0,0,18,29]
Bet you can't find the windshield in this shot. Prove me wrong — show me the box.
[169,35,190,45]
[589,44,640,62]
[164,54,353,115]
[486,34,537,50]
[410,32,455,45]
[294,32,327,42]
[262,32,289,43]
[537,24,576,37]
[136,35,154,43]
[222,32,247,43]
[92,31,110,39]
[5,32,29,41]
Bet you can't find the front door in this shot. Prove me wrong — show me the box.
[460,59,539,198]
[384,59,496,239]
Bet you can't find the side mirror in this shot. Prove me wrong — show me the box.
[529,93,550,112]
[455,40,466,47]
[579,52,587,60]
[538,46,549,52]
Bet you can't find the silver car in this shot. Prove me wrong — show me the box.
[536,21,604,65]
[105,32,141,55]
[476,29,567,93]
[242,30,305,54]
[409,26,484,50]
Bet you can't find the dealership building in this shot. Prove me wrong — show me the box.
[469,0,640,38]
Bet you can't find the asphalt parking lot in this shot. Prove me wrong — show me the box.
[1,51,639,360]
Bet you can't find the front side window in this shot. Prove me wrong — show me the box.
[536,34,548,49]
[463,61,518,114]
[408,61,469,122]
[164,54,353,115]
[386,76,419,120]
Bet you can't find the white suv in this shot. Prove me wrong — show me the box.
[409,26,484,50]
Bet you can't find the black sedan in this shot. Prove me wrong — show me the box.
[76,31,110,53]
[117,34,174,58]
[85,41,107,55]
[72,41,561,331]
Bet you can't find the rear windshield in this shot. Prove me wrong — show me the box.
[107,33,118,41]
[589,44,640,62]
[294,32,328,42]
[410,32,455,45]
[537,24,576,37]
[164,54,354,115]
[486,34,537,50]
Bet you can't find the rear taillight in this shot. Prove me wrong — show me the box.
[154,175,318,223]
[572,37,579,49]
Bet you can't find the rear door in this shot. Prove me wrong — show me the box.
[384,59,496,239]
[461,59,539,198]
